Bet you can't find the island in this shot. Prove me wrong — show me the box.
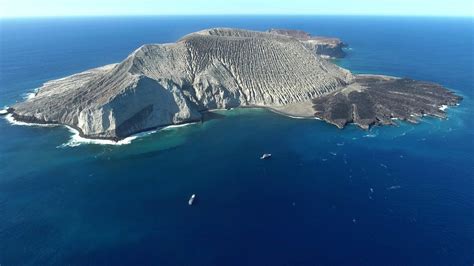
[4,28,461,140]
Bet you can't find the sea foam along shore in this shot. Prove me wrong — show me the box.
[21,88,39,101]
[61,123,198,147]
[3,111,198,147]
[2,97,455,146]
[4,113,149,146]
[60,126,147,147]
[5,102,320,145]
[4,104,314,145]
[4,113,57,127]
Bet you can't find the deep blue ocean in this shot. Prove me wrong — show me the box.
[0,16,473,265]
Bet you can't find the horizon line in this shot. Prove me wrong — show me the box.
[1,14,473,19]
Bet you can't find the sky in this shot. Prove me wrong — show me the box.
[0,0,473,18]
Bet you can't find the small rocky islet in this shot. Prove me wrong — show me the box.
[4,28,461,140]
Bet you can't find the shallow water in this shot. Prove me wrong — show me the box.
[0,16,473,265]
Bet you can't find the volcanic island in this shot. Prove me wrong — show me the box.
[4,28,461,140]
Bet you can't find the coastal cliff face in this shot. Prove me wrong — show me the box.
[9,28,461,140]
[268,29,347,58]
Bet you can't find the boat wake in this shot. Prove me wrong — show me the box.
[363,133,378,138]
[363,129,379,138]
[387,185,401,190]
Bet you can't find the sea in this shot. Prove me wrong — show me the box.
[0,16,473,265]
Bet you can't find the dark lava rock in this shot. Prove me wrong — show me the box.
[312,75,462,129]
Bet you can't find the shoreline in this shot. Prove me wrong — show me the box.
[2,90,461,145]
[242,104,318,120]
[3,105,320,144]
[3,111,201,146]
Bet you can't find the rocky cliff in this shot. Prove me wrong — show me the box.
[268,29,347,58]
[8,28,461,140]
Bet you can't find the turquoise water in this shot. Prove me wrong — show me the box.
[0,16,473,265]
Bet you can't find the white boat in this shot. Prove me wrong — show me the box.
[260,153,272,160]
[188,194,196,205]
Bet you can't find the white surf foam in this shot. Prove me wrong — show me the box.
[4,114,58,127]
[22,88,39,100]
[59,126,159,147]
[439,105,448,111]
[4,114,151,147]
[5,112,197,147]
[161,122,198,130]
[60,122,197,147]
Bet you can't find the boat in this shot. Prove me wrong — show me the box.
[260,153,272,160]
[188,194,196,205]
